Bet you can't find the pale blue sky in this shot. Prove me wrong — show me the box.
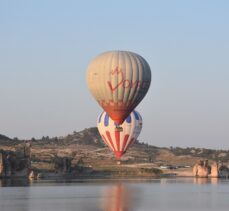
[0,0,229,148]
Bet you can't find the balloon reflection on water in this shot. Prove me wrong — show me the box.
[101,184,139,211]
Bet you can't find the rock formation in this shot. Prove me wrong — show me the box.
[53,156,73,174]
[210,161,229,178]
[193,164,197,177]
[194,160,229,178]
[211,161,221,178]
[0,142,31,178]
[28,170,41,180]
[193,160,209,178]
[218,165,229,178]
[0,153,3,176]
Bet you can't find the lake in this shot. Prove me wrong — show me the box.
[0,178,229,211]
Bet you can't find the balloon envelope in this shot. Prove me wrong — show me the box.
[87,51,151,124]
[97,110,142,160]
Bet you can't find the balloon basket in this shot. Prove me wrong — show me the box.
[117,160,121,165]
[115,126,123,132]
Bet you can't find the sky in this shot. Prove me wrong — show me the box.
[0,0,229,149]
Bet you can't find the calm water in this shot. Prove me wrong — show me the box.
[0,178,229,211]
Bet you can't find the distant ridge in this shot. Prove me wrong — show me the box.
[0,134,16,146]
[0,128,229,163]
[0,134,11,140]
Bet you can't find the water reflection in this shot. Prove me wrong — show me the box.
[0,180,30,211]
[101,184,140,211]
[0,178,30,187]
[0,178,229,211]
[193,177,209,185]
[193,177,220,185]
[210,177,218,185]
[159,177,222,185]
[0,177,223,188]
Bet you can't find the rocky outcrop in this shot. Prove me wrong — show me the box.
[28,170,42,180]
[0,142,31,178]
[218,165,229,178]
[194,160,229,178]
[210,161,229,178]
[193,164,197,176]
[53,156,73,174]
[0,153,3,175]
[211,161,221,178]
[193,160,209,178]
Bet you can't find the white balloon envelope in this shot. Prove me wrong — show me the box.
[87,51,151,125]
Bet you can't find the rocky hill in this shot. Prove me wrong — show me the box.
[0,128,229,178]
[0,134,23,146]
[0,134,11,140]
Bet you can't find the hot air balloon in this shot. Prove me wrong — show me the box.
[87,51,151,125]
[97,110,142,160]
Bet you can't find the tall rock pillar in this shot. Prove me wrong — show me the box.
[0,153,3,176]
